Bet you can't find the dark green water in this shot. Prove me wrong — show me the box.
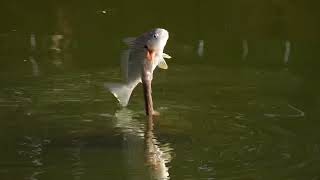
[1,1,320,180]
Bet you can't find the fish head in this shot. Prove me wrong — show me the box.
[146,28,169,51]
[144,28,169,61]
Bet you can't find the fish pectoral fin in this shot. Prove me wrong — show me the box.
[158,58,168,69]
[123,37,136,47]
[162,53,172,59]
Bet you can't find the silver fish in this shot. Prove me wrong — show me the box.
[105,28,171,107]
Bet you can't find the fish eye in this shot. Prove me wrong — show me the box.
[153,33,159,39]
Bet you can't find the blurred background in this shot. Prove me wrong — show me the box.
[0,0,320,179]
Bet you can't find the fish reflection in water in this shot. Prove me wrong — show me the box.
[145,117,172,179]
[114,108,145,137]
[113,108,172,179]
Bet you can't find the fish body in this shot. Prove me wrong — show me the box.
[105,28,171,107]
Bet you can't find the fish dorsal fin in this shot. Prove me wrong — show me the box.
[162,53,172,59]
[158,57,168,69]
[123,37,136,47]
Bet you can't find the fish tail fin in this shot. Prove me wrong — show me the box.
[104,83,134,107]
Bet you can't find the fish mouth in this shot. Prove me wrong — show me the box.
[144,45,156,61]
